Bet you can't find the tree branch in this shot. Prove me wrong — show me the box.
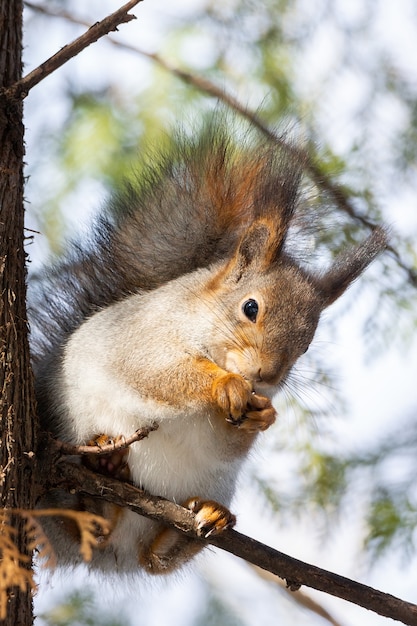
[52,423,158,456]
[5,0,142,100]
[252,565,345,626]
[47,461,417,626]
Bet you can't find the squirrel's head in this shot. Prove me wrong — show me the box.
[207,215,387,393]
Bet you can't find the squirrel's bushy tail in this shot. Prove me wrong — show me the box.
[29,117,303,362]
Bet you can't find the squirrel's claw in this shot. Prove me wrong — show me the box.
[229,393,277,433]
[185,497,236,538]
[212,372,253,420]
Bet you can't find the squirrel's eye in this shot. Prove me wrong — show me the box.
[242,299,259,323]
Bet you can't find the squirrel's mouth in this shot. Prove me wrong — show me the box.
[252,370,288,396]
[252,379,277,397]
[211,346,283,393]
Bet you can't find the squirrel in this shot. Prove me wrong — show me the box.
[30,118,387,575]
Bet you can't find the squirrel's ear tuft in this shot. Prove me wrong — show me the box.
[225,219,286,283]
[318,227,388,306]
[238,223,272,267]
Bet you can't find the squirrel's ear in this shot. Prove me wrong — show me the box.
[318,227,388,306]
[239,223,274,265]
[236,221,287,270]
[226,219,287,281]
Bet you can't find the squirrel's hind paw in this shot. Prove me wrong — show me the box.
[83,434,131,481]
[140,497,235,574]
[185,497,236,538]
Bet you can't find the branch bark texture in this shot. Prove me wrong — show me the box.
[48,461,417,626]
[0,1,38,623]
[53,423,158,456]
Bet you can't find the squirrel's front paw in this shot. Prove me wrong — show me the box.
[184,497,236,538]
[231,393,277,433]
[212,373,252,421]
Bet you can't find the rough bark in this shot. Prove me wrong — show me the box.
[0,0,38,623]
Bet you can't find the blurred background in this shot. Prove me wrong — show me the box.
[23,1,417,624]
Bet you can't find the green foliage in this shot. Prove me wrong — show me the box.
[38,590,129,626]
[258,413,417,563]
[366,491,417,561]
[300,449,348,513]
[195,591,244,626]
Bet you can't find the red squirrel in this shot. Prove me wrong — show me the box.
[31,119,387,574]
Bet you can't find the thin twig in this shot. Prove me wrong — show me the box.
[5,0,142,100]
[23,1,417,288]
[52,423,159,456]
[49,461,417,626]
[252,564,346,626]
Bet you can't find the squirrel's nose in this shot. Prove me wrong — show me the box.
[258,365,281,385]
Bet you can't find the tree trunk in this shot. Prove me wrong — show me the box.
[0,1,38,624]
